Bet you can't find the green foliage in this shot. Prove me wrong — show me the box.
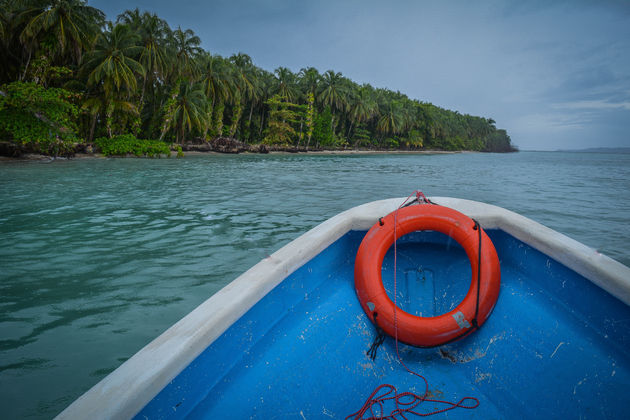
[172,27,202,79]
[94,134,170,157]
[385,137,399,149]
[312,107,334,147]
[335,135,349,149]
[402,129,423,149]
[263,120,294,145]
[263,95,303,146]
[0,82,78,153]
[229,102,242,137]
[274,67,299,102]
[304,92,315,147]
[159,84,179,139]
[27,55,73,87]
[351,125,372,148]
[212,102,225,138]
[442,136,465,151]
[160,81,207,144]
[483,129,517,152]
[318,70,347,113]
[83,23,145,97]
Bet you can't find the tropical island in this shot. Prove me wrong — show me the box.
[0,1,517,159]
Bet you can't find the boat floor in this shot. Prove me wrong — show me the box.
[138,230,630,419]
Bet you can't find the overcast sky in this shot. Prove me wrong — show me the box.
[91,0,630,150]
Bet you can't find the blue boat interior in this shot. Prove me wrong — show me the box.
[137,229,630,419]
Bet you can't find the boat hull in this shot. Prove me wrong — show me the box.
[57,198,630,419]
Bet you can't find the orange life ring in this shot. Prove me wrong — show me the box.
[354,204,501,347]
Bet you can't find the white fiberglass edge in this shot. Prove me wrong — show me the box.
[56,197,630,420]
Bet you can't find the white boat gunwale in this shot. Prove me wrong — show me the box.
[56,197,630,420]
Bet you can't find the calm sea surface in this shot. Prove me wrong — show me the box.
[1,151,629,418]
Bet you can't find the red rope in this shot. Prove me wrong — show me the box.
[345,384,479,419]
[347,191,480,419]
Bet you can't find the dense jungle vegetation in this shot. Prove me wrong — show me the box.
[0,0,517,156]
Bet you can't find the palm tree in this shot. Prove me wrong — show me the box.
[0,1,27,82]
[348,85,377,146]
[83,23,144,99]
[82,94,137,140]
[199,53,232,107]
[116,8,142,29]
[119,10,171,106]
[317,70,347,135]
[255,69,275,139]
[81,23,144,137]
[376,100,406,142]
[198,53,232,139]
[20,0,105,67]
[298,66,321,98]
[229,52,257,100]
[228,53,259,138]
[171,26,201,80]
[318,70,346,111]
[160,80,207,145]
[273,67,298,102]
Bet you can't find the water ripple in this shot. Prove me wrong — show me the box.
[0,151,628,419]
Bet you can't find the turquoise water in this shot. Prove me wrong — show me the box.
[1,151,629,419]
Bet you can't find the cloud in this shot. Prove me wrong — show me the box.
[512,113,589,133]
[554,100,630,111]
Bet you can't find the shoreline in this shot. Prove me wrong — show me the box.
[0,148,466,162]
[186,149,464,156]
[267,149,463,155]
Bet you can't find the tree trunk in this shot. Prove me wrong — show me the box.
[20,49,33,81]
[298,120,303,147]
[214,102,225,137]
[229,104,243,137]
[88,113,97,142]
[106,111,113,138]
[258,107,265,139]
[306,131,312,151]
[52,136,60,159]
[347,120,355,145]
[246,103,254,143]
[202,105,213,141]
[139,76,147,108]
[159,127,168,141]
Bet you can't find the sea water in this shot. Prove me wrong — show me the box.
[1,151,629,418]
